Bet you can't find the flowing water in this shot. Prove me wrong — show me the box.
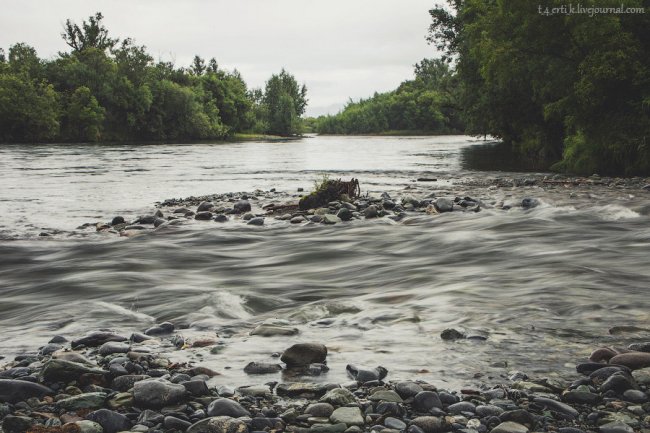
[1,135,650,389]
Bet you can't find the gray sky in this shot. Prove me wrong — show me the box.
[0,0,439,116]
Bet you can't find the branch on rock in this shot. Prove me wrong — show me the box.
[298,178,360,210]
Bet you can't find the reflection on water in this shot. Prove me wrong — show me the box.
[461,140,554,172]
[0,135,649,389]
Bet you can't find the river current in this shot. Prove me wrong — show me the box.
[1,135,649,389]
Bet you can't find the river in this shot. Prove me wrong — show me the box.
[1,135,649,390]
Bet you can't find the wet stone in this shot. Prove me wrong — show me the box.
[306,403,335,418]
[369,390,403,403]
[71,331,127,348]
[413,391,443,412]
[346,364,388,383]
[0,379,53,403]
[86,409,131,433]
[281,343,328,366]
[207,398,251,418]
[133,380,186,408]
[330,407,365,426]
[395,381,424,399]
[98,341,130,356]
[476,405,505,418]
[244,361,282,374]
[599,422,634,433]
[490,422,529,433]
[247,217,265,226]
[320,388,357,406]
[187,416,249,433]
[409,416,446,433]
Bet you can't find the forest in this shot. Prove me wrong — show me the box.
[0,13,307,142]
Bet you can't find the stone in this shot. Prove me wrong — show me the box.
[291,216,306,224]
[395,381,424,399]
[144,321,174,336]
[196,211,214,220]
[278,382,330,398]
[107,392,133,409]
[311,423,347,433]
[599,421,634,433]
[165,416,192,431]
[281,343,327,366]
[600,372,637,393]
[86,409,130,433]
[346,364,388,383]
[244,361,282,374]
[364,205,379,218]
[409,416,447,433]
[234,200,252,213]
[533,397,578,420]
[0,379,54,403]
[207,398,251,417]
[499,410,534,427]
[247,217,265,226]
[40,359,106,383]
[98,342,130,356]
[440,329,465,340]
[330,407,365,426]
[632,367,650,385]
[133,380,186,408]
[320,388,357,405]
[476,405,504,417]
[490,422,529,433]
[111,374,150,392]
[448,401,476,414]
[187,416,249,433]
[589,366,630,381]
[385,418,407,430]
[434,198,453,213]
[2,416,35,433]
[628,342,650,352]
[71,331,127,348]
[521,198,539,209]
[610,352,650,370]
[198,201,215,212]
[337,208,353,221]
[589,348,618,362]
[75,420,104,433]
[250,323,299,336]
[563,389,600,404]
[622,389,647,403]
[323,214,342,224]
[215,214,229,222]
[369,390,403,403]
[58,392,107,410]
[413,391,443,412]
[183,379,210,396]
[306,403,335,418]
[111,216,125,225]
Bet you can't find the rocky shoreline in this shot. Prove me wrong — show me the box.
[2,325,650,433]
[65,174,650,239]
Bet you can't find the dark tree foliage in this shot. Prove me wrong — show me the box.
[262,69,308,136]
[0,12,308,143]
[428,0,650,175]
[315,59,463,134]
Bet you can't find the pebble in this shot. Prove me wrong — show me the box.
[244,361,282,374]
[207,398,251,417]
[133,380,186,408]
[490,421,529,433]
[330,407,365,426]
[248,216,265,226]
[0,379,53,403]
[610,352,650,370]
[250,323,299,336]
[281,343,328,366]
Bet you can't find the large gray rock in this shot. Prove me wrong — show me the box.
[207,398,251,418]
[409,416,448,433]
[187,416,249,433]
[250,323,299,337]
[133,380,186,408]
[0,379,53,403]
[533,397,578,420]
[86,409,130,433]
[413,391,442,412]
[111,374,150,392]
[58,392,107,410]
[40,359,106,383]
[234,200,252,214]
[433,198,454,213]
[490,422,529,433]
[330,407,364,426]
[98,342,130,356]
[2,415,35,433]
[281,343,327,366]
[319,387,356,405]
[71,331,127,348]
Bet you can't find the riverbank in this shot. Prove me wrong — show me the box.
[1,325,650,433]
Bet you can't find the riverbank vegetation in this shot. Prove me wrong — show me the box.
[0,13,307,143]
[313,59,464,135]
[428,0,649,175]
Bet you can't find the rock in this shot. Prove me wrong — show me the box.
[215,214,229,222]
[165,416,192,431]
[277,382,330,398]
[622,389,647,403]
[628,342,650,352]
[242,212,254,220]
[632,367,650,385]
[133,380,186,408]
[107,392,133,409]
[312,423,347,433]
[98,342,130,356]
[153,217,166,227]
[563,389,600,404]
[499,410,534,427]
[111,374,150,392]
[234,200,252,214]
[0,379,54,403]
[599,422,634,433]
[409,416,447,433]
[330,407,364,426]
[320,387,357,405]
[476,405,504,417]
[434,198,454,213]
[187,416,249,433]
[413,391,443,412]
[198,201,215,212]
[2,416,35,433]
[207,398,251,417]
[183,379,210,396]
[440,328,465,340]
[244,361,282,374]
[250,323,299,336]
[58,392,107,410]
[490,422,529,433]
[610,352,650,370]
[247,217,265,226]
[589,366,630,381]
[86,409,130,433]
[395,381,424,399]
[195,211,214,220]
[521,198,539,209]
[369,390,403,403]
[323,214,342,224]
[577,362,610,375]
[144,321,174,336]
[447,401,475,414]
[589,347,618,362]
[600,372,637,393]
[346,364,388,382]
[306,403,335,418]
[337,208,353,221]
[236,384,272,397]
[291,216,306,224]
[533,397,578,420]
[385,417,407,430]
[72,331,127,348]
[40,359,106,383]
[364,205,379,218]
[281,343,327,366]
[75,420,104,433]
[111,216,125,226]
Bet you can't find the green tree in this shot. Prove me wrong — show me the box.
[191,55,205,76]
[62,86,105,141]
[263,69,307,135]
[62,12,118,53]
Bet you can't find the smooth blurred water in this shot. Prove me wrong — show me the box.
[1,135,650,389]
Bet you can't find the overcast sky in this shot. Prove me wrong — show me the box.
[0,0,439,116]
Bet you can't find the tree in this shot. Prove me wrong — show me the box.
[8,43,42,79]
[190,55,205,76]
[62,86,105,141]
[263,69,307,135]
[62,12,118,53]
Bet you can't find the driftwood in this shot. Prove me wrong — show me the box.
[298,178,360,210]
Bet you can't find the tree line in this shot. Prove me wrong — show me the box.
[428,0,649,175]
[312,59,464,135]
[0,13,307,143]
